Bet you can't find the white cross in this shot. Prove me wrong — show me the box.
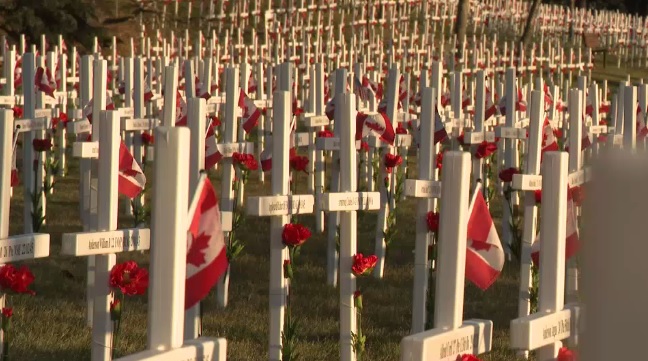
[510,152,580,360]
[318,92,380,361]
[401,151,492,361]
[114,126,226,361]
[62,110,151,361]
[405,87,442,334]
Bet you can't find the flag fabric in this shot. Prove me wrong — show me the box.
[355,112,395,145]
[35,67,57,98]
[204,123,222,169]
[543,83,554,112]
[185,176,228,310]
[353,75,371,102]
[434,108,448,144]
[485,86,497,120]
[465,187,505,290]
[143,77,154,102]
[83,96,116,123]
[531,187,581,266]
[118,141,146,199]
[248,73,258,94]
[175,90,188,126]
[398,75,408,105]
[238,90,261,133]
[498,87,527,116]
[542,117,559,154]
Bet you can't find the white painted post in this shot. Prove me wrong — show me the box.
[21,53,37,233]
[216,67,239,308]
[410,87,439,334]
[502,67,517,256]
[162,65,178,127]
[624,85,637,150]
[0,110,12,239]
[184,98,207,340]
[566,89,583,306]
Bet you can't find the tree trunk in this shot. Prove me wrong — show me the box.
[454,0,469,59]
[569,0,576,41]
[519,0,541,47]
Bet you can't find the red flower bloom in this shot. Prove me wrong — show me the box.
[456,355,483,361]
[384,153,403,168]
[534,189,542,204]
[436,152,443,170]
[109,261,149,296]
[290,155,309,173]
[317,129,334,138]
[141,132,154,146]
[351,253,378,276]
[457,132,466,146]
[232,152,259,171]
[1,308,12,319]
[282,223,312,247]
[0,264,36,295]
[395,124,407,135]
[10,169,19,187]
[475,141,497,159]
[557,347,576,361]
[360,141,369,152]
[498,167,520,183]
[426,211,440,232]
[12,106,23,119]
[32,138,52,152]
[554,128,563,138]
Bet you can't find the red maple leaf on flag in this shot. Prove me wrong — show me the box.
[187,232,211,267]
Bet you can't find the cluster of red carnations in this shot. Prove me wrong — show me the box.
[232,152,259,171]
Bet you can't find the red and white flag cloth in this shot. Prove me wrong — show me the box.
[204,123,221,169]
[195,76,211,100]
[636,105,648,140]
[465,184,505,290]
[118,141,146,199]
[405,106,448,146]
[542,117,559,154]
[531,187,581,266]
[185,175,228,310]
[398,75,408,106]
[364,75,382,100]
[175,90,188,126]
[143,77,154,102]
[35,66,57,98]
[498,87,527,116]
[485,86,497,120]
[248,74,258,94]
[353,75,372,102]
[238,90,261,133]
[83,96,116,123]
[355,112,395,145]
[543,83,554,112]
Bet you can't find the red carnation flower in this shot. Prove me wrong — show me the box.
[109,261,149,296]
[498,167,520,183]
[351,253,378,276]
[141,132,154,146]
[426,211,440,232]
[232,152,259,171]
[32,138,53,152]
[475,141,497,159]
[282,223,312,247]
[384,153,403,168]
[0,264,36,295]
[290,155,309,173]
[317,128,334,138]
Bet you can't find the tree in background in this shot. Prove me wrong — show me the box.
[519,0,542,46]
[0,0,107,51]
[454,0,470,60]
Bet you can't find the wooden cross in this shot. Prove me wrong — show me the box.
[62,110,151,361]
[401,151,492,361]
[510,152,580,360]
[318,92,380,361]
[115,127,226,361]
[405,87,442,334]
[246,90,315,361]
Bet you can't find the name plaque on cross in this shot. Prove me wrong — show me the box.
[510,307,578,351]
[588,125,607,135]
[114,337,226,361]
[405,179,442,198]
[463,131,496,144]
[73,141,99,158]
[495,127,527,139]
[568,168,591,187]
[318,192,381,212]
[293,133,310,147]
[301,114,329,127]
[0,96,15,105]
[0,234,50,263]
[246,195,315,216]
[15,118,49,133]
[61,228,151,256]
[512,174,543,191]
[400,320,493,361]
[122,118,159,131]
[68,120,92,134]
[118,107,135,118]
[34,109,52,119]
[217,142,255,158]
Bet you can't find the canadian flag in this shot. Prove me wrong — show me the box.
[204,123,221,169]
[485,86,497,120]
[35,67,57,98]
[143,77,154,102]
[248,74,258,94]
[398,75,408,105]
[355,112,395,145]
[185,176,228,310]
[531,187,581,265]
[465,185,505,290]
[498,88,527,116]
[195,76,211,100]
[434,108,448,144]
[175,90,188,126]
[83,96,116,123]
[238,90,261,133]
[543,83,554,112]
[542,117,559,153]
[118,141,146,199]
